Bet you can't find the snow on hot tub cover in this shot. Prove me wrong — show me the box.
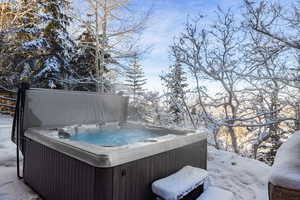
[269,131,300,190]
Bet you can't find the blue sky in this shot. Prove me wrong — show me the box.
[72,0,243,91]
[133,0,242,91]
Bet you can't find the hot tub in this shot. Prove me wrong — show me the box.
[25,122,206,168]
[17,89,207,200]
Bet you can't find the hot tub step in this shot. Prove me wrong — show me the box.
[152,166,208,200]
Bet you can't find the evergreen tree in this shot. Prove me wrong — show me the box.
[74,30,96,78]
[125,57,147,102]
[70,28,110,91]
[33,0,75,88]
[0,0,76,89]
[0,0,42,89]
[161,60,188,125]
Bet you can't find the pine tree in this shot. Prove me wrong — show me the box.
[33,0,75,89]
[161,60,188,125]
[125,57,147,102]
[0,0,76,89]
[0,0,42,89]
[73,30,97,78]
[70,28,111,91]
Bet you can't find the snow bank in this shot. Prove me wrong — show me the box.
[0,116,16,166]
[152,166,208,200]
[269,132,300,190]
[0,166,39,200]
[197,187,233,200]
[207,146,271,200]
[0,115,38,200]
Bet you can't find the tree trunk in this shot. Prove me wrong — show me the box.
[228,126,239,153]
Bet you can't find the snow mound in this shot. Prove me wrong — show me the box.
[0,116,16,167]
[197,187,233,200]
[269,131,300,190]
[152,166,208,200]
[207,146,271,200]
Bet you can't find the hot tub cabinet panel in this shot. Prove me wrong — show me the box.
[24,138,106,200]
[24,137,207,200]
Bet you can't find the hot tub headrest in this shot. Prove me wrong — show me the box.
[23,89,129,130]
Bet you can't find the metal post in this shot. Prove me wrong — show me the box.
[11,82,30,179]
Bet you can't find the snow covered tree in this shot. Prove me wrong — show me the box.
[0,0,42,89]
[70,27,111,91]
[77,0,149,92]
[244,0,300,88]
[127,91,162,123]
[238,0,300,164]
[125,56,146,103]
[32,0,76,89]
[171,8,245,153]
[161,60,189,125]
[73,30,97,78]
[0,0,76,89]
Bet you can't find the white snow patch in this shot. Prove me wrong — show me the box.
[0,116,16,167]
[269,131,300,190]
[152,166,208,200]
[21,38,48,51]
[0,115,38,200]
[207,146,271,200]
[197,187,234,200]
[0,166,39,200]
[36,56,61,77]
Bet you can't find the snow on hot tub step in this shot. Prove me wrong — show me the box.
[196,187,234,200]
[152,166,208,200]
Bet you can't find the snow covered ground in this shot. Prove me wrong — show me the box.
[207,147,270,200]
[0,114,271,200]
[0,115,40,200]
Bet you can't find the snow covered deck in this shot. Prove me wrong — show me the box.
[0,114,271,200]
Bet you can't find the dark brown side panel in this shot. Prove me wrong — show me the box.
[112,140,207,200]
[94,168,113,200]
[24,138,112,200]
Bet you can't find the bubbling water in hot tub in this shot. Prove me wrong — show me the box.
[64,128,167,147]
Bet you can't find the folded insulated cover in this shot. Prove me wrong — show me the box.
[23,89,129,130]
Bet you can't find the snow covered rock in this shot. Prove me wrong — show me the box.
[152,166,208,200]
[196,187,234,200]
[269,132,300,190]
